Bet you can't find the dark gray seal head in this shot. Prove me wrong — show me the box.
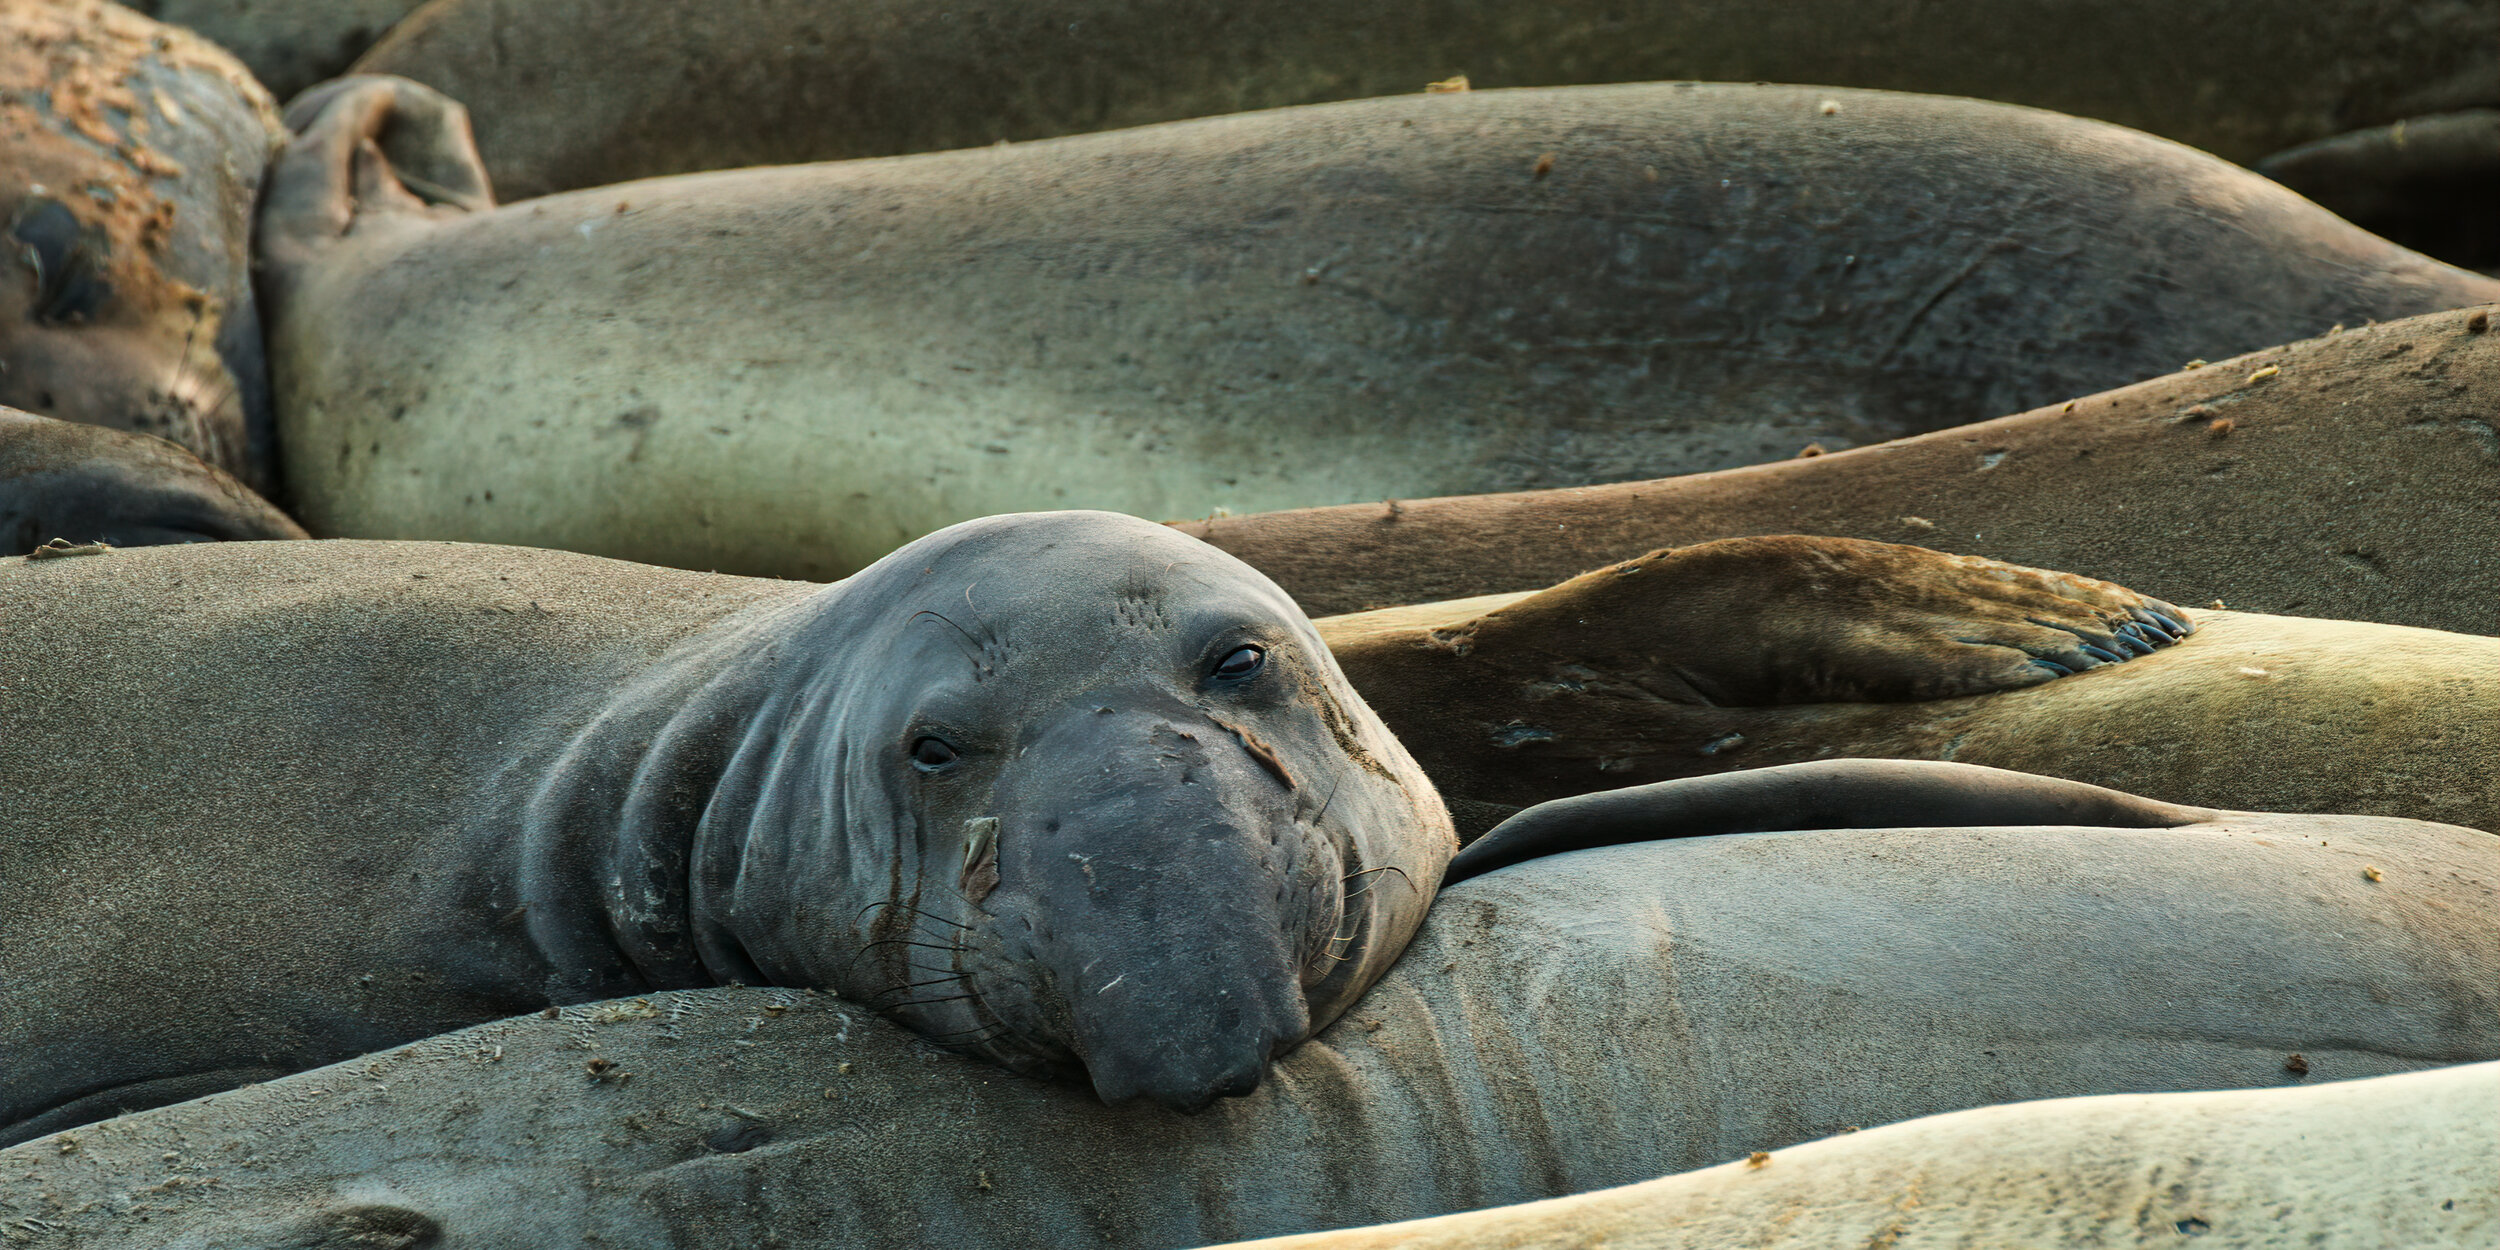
[498,511,1455,1111]
[0,1,286,491]
[0,406,304,552]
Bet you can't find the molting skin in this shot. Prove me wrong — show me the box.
[0,0,284,490]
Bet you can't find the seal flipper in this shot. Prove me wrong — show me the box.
[1468,535,2195,706]
[258,75,494,326]
[1443,759,2217,886]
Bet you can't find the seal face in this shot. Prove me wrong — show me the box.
[495,511,1455,1111]
[0,1,285,490]
[0,513,1451,1134]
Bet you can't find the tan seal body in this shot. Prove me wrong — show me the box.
[1320,548,2500,836]
[1189,305,2500,632]
[1219,1063,2500,1250]
[258,80,2500,581]
[5,823,2491,1246]
[0,1,284,489]
[347,0,2499,199]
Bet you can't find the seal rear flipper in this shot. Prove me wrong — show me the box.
[1442,760,2218,886]
[1480,536,2195,706]
[258,75,493,323]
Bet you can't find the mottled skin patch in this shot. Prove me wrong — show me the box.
[0,0,283,489]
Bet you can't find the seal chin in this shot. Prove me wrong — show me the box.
[1063,958,1311,1112]
[959,698,1332,1112]
[1083,1037,1280,1114]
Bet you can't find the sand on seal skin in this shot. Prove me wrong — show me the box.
[4,820,2492,1247]
[1212,1062,2500,1250]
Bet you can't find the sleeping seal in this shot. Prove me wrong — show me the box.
[1315,536,2500,838]
[7,788,2492,1244]
[0,521,2188,1142]
[1187,305,2500,634]
[0,0,285,490]
[0,406,304,552]
[257,77,2499,581]
[347,0,2498,199]
[1221,1064,2500,1250]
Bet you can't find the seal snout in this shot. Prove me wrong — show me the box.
[985,700,1328,1112]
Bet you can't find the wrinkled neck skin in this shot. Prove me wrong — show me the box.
[486,514,1454,1110]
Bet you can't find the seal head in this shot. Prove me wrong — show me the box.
[0,1,286,491]
[506,512,1453,1111]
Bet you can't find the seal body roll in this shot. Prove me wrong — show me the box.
[6,818,2493,1245]
[260,79,2500,580]
[0,407,303,553]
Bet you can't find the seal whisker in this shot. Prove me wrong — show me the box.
[866,974,971,1001]
[878,991,985,1011]
[911,608,997,677]
[857,899,975,932]
[1342,865,1412,889]
[1306,771,1345,828]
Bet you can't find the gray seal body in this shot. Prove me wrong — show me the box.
[0,511,1452,1143]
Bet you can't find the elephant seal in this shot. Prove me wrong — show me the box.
[0,511,1456,1136]
[1187,305,2500,632]
[1223,1063,2500,1250]
[8,811,2491,1245]
[258,79,2500,581]
[1316,539,2500,838]
[348,0,2499,200]
[0,406,303,552]
[0,0,284,490]
[0,523,2204,1141]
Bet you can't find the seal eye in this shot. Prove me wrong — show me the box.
[910,736,960,772]
[1212,645,1265,681]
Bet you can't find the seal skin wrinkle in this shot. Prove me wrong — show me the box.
[0,518,2205,1142]
[255,77,2499,581]
[0,512,1452,1138]
[487,513,1450,1113]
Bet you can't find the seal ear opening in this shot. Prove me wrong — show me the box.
[1443,760,2218,886]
